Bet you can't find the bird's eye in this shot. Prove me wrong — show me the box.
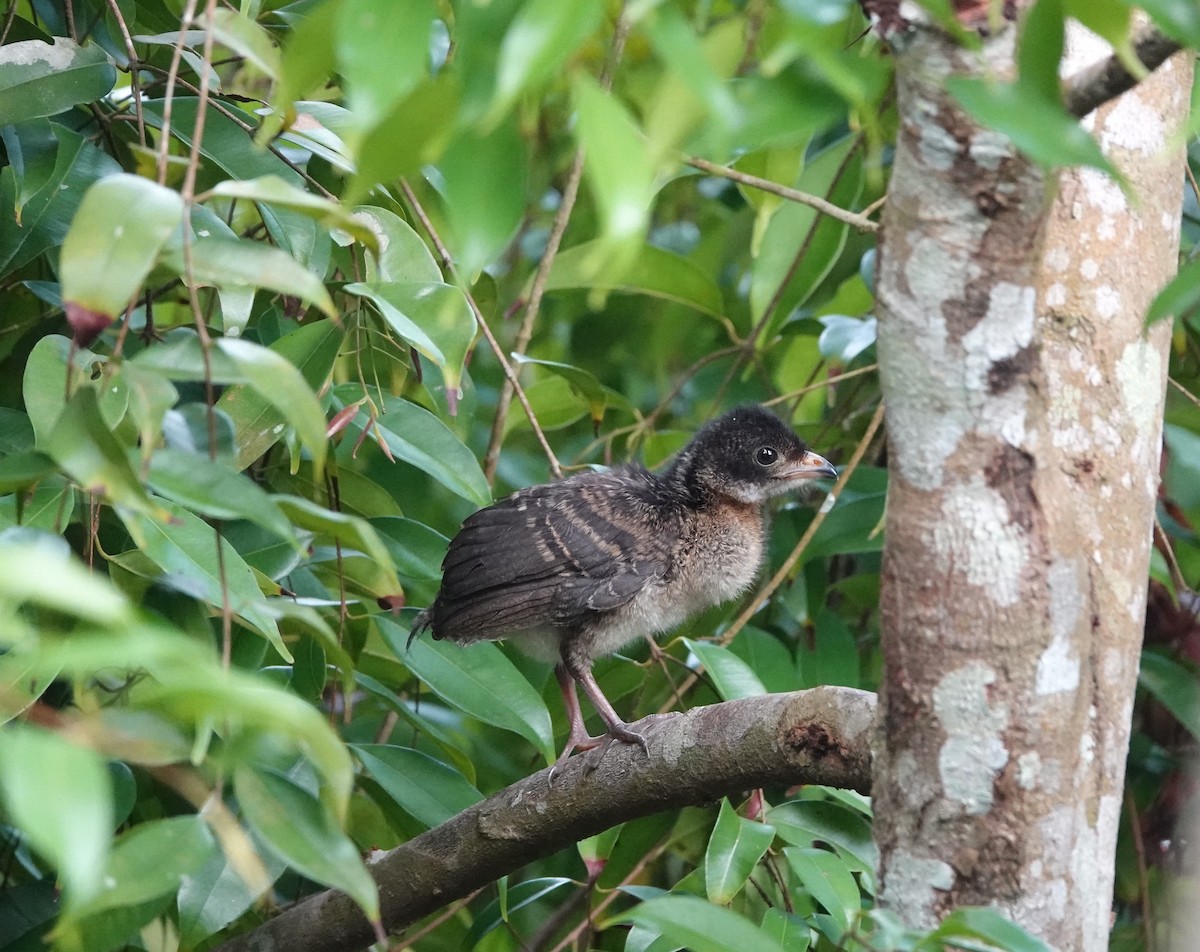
[755,446,777,466]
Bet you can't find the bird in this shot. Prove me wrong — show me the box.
[408,405,837,769]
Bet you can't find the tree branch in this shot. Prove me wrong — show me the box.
[1063,24,1183,118]
[215,687,876,952]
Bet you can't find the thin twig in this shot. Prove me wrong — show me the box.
[763,363,879,406]
[1124,793,1156,952]
[398,180,564,480]
[685,155,879,233]
[103,0,146,146]
[482,9,633,483]
[659,401,886,713]
[156,0,199,184]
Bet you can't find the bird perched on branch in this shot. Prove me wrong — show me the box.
[409,405,837,769]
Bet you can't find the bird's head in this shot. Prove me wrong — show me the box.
[666,405,837,506]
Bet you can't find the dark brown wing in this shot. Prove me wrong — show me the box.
[425,468,679,642]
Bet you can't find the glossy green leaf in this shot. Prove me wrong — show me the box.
[371,517,449,581]
[684,639,768,701]
[205,9,281,80]
[1139,650,1200,741]
[119,502,288,659]
[332,389,491,507]
[462,878,575,949]
[217,319,344,471]
[234,767,380,924]
[336,0,435,127]
[512,355,608,426]
[0,541,131,625]
[615,895,784,952]
[574,75,654,246]
[0,38,116,125]
[345,74,460,205]
[352,205,442,283]
[206,175,376,247]
[42,387,167,519]
[759,909,812,952]
[261,0,340,142]
[796,610,860,689]
[925,907,1052,952]
[177,835,286,947]
[352,744,482,827]
[705,798,776,904]
[217,337,330,476]
[381,617,554,761]
[769,798,877,872]
[70,816,215,920]
[60,173,184,322]
[0,123,121,276]
[147,449,295,542]
[947,77,1118,177]
[345,282,475,394]
[439,117,527,280]
[784,847,862,932]
[273,496,402,595]
[489,0,603,120]
[0,724,112,913]
[161,235,335,320]
[538,241,724,317]
[1146,255,1200,325]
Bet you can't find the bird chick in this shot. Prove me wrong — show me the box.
[409,405,836,768]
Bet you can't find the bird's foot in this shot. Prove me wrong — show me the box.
[548,719,658,782]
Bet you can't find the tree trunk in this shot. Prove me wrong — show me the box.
[873,21,1189,952]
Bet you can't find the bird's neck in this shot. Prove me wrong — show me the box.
[663,449,721,510]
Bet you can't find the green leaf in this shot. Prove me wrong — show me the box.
[217,319,344,471]
[60,173,184,325]
[205,9,281,81]
[372,517,449,581]
[42,387,167,519]
[70,817,215,920]
[684,639,767,701]
[161,235,335,320]
[0,724,112,914]
[614,895,784,952]
[0,123,122,276]
[759,908,812,952]
[234,766,380,924]
[205,175,376,248]
[217,337,330,476]
[261,0,340,142]
[119,502,289,660]
[0,540,132,625]
[512,355,608,426]
[352,744,482,827]
[177,836,286,947]
[784,846,862,932]
[332,389,491,507]
[0,38,116,125]
[926,907,1052,952]
[345,282,476,395]
[538,241,724,318]
[769,799,877,872]
[146,449,295,542]
[1134,0,1200,46]
[1139,650,1200,741]
[462,878,575,949]
[439,117,527,280]
[574,75,655,246]
[273,495,402,595]
[705,798,776,904]
[352,205,442,284]
[381,617,554,761]
[796,610,860,689]
[345,74,460,205]
[489,0,603,121]
[1146,256,1200,325]
[946,77,1119,177]
[336,0,435,128]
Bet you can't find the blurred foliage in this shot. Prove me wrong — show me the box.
[0,0,1195,950]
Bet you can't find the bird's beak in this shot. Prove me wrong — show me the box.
[779,450,838,481]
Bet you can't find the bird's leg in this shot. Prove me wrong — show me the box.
[564,655,649,755]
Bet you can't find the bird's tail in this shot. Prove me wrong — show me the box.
[406,607,433,650]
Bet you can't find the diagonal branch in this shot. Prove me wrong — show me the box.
[1063,23,1183,118]
[214,686,876,952]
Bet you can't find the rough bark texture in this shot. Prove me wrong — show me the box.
[873,21,1189,952]
[216,687,875,952]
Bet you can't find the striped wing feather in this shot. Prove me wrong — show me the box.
[429,469,678,642]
